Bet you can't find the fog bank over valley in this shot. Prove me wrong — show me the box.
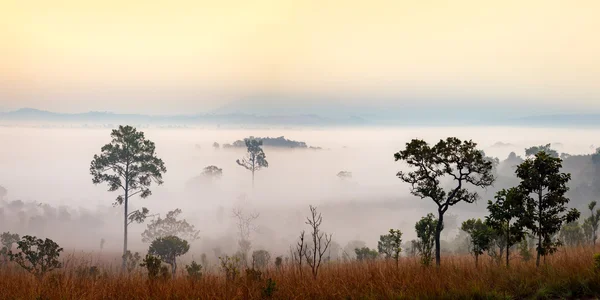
[0,126,598,263]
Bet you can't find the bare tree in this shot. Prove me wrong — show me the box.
[232,207,259,267]
[293,231,308,277]
[305,205,332,279]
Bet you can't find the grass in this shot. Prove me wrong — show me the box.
[1,247,599,299]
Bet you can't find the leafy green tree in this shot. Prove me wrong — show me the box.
[236,138,268,187]
[377,229,402,268]
[586,201,600,245]
[148,235,190,277]
[122,250,141,273]
[415,213,438,267]
[461,219,492,267]
[0,232,19,264]
[485,188,527,267]
[395,137,494,266]
[525,144,559,158]
[516,151,580,267]
[90,125,166,270]
[140,254,163,279]
[142,209,200,243]
[559,221,584,247]
[8,235,63,279]
[354,247,378,261]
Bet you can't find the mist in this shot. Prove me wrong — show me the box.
[0,125,598,265]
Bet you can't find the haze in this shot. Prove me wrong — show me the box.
[2,0,600,114]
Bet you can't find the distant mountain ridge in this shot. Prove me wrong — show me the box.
[0,108,599,127]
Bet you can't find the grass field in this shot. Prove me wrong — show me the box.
[1,247,599,299]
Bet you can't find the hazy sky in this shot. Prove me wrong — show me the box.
[1,0,599,114]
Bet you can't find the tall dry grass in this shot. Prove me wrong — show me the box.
[1,246,599,299]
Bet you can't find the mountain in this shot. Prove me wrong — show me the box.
[0,108,598,127]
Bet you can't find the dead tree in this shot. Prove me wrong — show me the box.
[293,231,308,277]
[232,207,259,267]
[305,205,332,279]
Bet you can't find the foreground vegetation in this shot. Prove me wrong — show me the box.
[0,247,599,299]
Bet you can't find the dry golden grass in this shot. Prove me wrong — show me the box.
[1,247,599,299]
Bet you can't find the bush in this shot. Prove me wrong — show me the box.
[593,253,600,273]
[185,261,203,280]
[8,235,63,279]
[140,254,162,279]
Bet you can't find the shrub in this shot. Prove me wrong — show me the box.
[185,261,203,280]
[8,235,63,279]
[140,254,162,279]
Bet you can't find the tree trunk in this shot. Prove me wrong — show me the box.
[435,209,444,267]
[536,190,542,268]
[172,260,177,277]
[252,169,255,189]
[122,181,129,271]
[506,223,510,267]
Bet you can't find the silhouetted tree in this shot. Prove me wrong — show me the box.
[355,247,378,261]
[305,205,332,279]
[202,165,223,180]
[0,232,19,264]
[485,188,527,267]
[251,250,271,270]
[586,201,600,245]
[395,137,495,266]
[559,221,584,247]
[142,209,200,243]
[525,144,559,158]
[148,235,190,277]
[90,125,166,270]
[516,151,580,267]
[9,235,63,279]
[236,138,268,188]
[337,171,352,180]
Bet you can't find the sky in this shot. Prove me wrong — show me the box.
[1,0,599,115]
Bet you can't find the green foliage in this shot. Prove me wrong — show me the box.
[122,250,141,273]
[142,208,200,243]
[395,137,495,266]
[378,229,402,267]
[148,235,190,277]
[485,187,527,267]
[594,253,600,273]
[516,151,580,266]
[263,278,278,298]
[415,214,438,266]
[245,267,263,282]
[8,235,63,279]
[219,255,241,283]
[90,125,167,269]
[525,144,559,158]
[585,201,600,245]
[461,218,492,266]
[90,125,167,206]
[354,247,378,261]
[185,261,203,280]
[251,250,271,270]
[140,254,162,279]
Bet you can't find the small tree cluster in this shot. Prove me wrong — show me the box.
[378,229,402,267]
[9,235,63,279]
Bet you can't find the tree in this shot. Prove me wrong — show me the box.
[516,151,580,267]
[559,221,584,247]
[90,125,166,270]
[354,247,378,261]
[586,201,600,245]
[305,205,332,279]
[148,235,190,277]
[251,250,271,270]
[0,232,19,264]
[485,188,527,267]
[213,142,220,149]
[415,214,438,267]
[8,235,63,279]
[337,171,352,180]
[202,165,223,180]
[142,209,200,243]
[232,207,259,267]
[236,138,268,188]
[122,250,142,273]
[525,144,559,158]
[461,219,492,267]
[377,229,403,268]
[395,137,495,266]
